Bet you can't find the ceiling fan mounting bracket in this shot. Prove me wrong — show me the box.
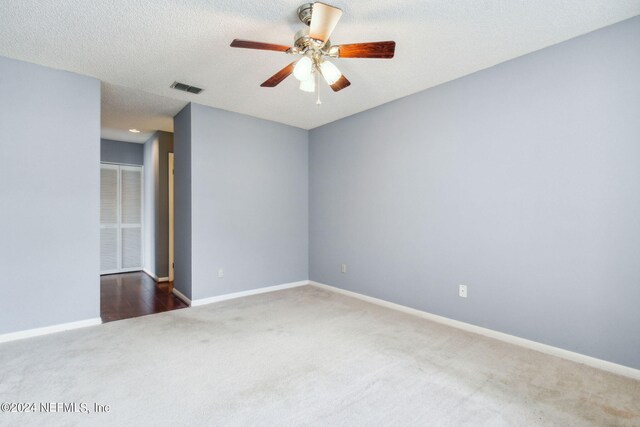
[297,3,314,26]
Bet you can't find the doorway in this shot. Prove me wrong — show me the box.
[99,134,185,323]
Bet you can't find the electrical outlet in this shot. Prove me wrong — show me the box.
[218,269,224,278]
[341,264,347,273]
[459,284,467,298]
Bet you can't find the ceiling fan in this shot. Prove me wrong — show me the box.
[230,2,395,100]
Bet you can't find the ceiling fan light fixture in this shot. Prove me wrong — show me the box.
[299,73,316,92]
[293,56,313,81]
[319,60,341,85]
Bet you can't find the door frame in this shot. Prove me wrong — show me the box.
[168,153,175,282]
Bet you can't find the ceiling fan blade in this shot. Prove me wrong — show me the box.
[260,61,298,87]
[309,3,343,45]
[337,41,396,58]
[330,75,351,92]
[230,39,290,52]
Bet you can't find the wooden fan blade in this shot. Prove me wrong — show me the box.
[309,3,343,45]
[230,39,290,52]
[330,75,351,92]
[260,61,298,87]
[337,41,396,58]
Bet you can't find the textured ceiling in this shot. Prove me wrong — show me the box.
[1,1,639,130]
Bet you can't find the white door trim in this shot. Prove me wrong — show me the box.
[168,153,175,282]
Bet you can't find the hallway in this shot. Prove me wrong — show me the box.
[100,272,187,323]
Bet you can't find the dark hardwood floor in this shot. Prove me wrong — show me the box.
[100,272,188,323]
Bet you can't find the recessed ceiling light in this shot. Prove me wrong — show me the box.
[129,129,141,133]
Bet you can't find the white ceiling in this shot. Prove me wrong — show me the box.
[101,82,186,143]
[0,1,638,131]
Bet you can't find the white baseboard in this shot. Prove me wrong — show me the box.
[191,280,309,307]
[172,288,191,306]
[310,281,640,380]
[0,318,102,344]
[142,268,158,281]
[142,268,170,283]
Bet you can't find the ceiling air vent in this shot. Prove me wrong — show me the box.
[170,81,203,94]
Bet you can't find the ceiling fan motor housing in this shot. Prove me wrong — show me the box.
[293,28,330,53]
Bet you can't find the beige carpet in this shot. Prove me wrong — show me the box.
[0,285,638,426]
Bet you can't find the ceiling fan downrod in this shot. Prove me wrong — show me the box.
[297,3,314,26]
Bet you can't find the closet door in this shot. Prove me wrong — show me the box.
[100,163,143,274]
[100,164,119,274]
[119,166,143,271]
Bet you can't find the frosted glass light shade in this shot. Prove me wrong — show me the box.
[293,56,313,81]
[299,74,316,92]
[320,60,341,85]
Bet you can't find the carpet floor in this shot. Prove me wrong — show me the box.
[0,285,638,426]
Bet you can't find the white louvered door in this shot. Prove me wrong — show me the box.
[100,163,143,274]
[100,164,119,273]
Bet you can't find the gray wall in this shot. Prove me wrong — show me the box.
[175,103,309,300]
[309,17,640,369]
[0,56,100,333]
[173,105,192,299]
[100,138,143,165]
[143,131,173,278]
